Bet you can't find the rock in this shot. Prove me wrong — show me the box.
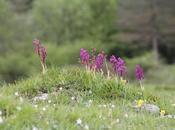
[33,93,48,101]
[163,114,175,119]
[132,102,160,115]
[141,104,160,114]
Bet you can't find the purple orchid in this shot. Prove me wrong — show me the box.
[116,58,127,77]
[110,55,127,77]
[80,48,90,66]
[135,65,144,80]
[95,52,106,71]
[32,39,47,74]
[40,46,47,65]
[33,39,41,56]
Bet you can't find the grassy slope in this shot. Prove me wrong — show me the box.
[0,67,174,130]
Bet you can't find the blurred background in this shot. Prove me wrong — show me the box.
[0,0,174,85]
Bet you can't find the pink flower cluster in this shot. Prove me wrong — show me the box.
[80,48,106,71]
[80,48,144,81]
[110,55,127,77]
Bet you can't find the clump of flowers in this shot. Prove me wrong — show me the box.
[80,48,106,72]
[110,55,127,78]
[94,51,106,72]
[33,39,47,74]
[80,48,90,69]
[137,99,144,108]
[160,109,166,116]
[135,65,144,90]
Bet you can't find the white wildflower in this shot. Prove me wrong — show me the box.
[32,126,38,130]
[111,104,115,108]
[19,97,23,103]
[0,117,3,124]
[59,87,63,91]
[116,118,120,123]
[76,118,82,125]
[88,90,92,94]
[42,107,46,111]
[16,106,22,111]
[34,105,38,108]
[103,105,107,108]
[84,124,89,130]
[124,113,128,118]
[88,100,93,104]
[15,92,19,96]
[71,97,75,101]
[48,100,52,103]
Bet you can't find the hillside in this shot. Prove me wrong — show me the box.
[0,67,174,130]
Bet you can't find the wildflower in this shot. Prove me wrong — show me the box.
[111,104,115,109]
[110,55,127,77]
[116,118,120,123]
[84,124,89,130]
[40,46,47,74]
[16,106,22,111]
[88,90,92,94]
[135,65,144,81]
[124,113,129,118]
[32,39,47,74]
[33,39,41,55]
[76,118,82,125]
[80,48,90,66]
[34,105,38,108]
[32,126,39,130]
[15,92,19,96]
[95,52,106,71]
[71,96,75,101]
[48,100,52,103]
[88,99,93,104]
[42,107,46,111]
[135,65,144,90]
[137,99,144,108]
[59,87,63,91]
[116,58,127,77]
[19,97,23,103]
[0,117,3,124]
[160,110,166,116]
[40,46,47,65]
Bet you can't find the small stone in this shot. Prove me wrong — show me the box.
[141,104,160,114]
[165,115,173,118]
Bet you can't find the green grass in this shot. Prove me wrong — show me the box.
[0,67,174,130]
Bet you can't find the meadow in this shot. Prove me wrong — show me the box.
[0,41,174,130]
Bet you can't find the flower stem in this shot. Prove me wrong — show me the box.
[105,58,110,79]
[139,80,144,91]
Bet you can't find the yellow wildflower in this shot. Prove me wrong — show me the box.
[137,99,144,108]
[160,110,165,116]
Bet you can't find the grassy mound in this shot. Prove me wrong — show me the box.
[0,67,174,129]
